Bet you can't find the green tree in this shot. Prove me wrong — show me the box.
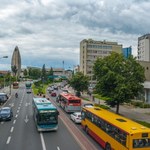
[11,65,18,77]
[41,64,47,82]
[69,72,89,97]
[28,68,41,79]
[47,67,54,82]
[23,69,28,76]
[93,52,145,114]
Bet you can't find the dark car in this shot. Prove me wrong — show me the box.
[51,92,57,97]
[0,93,8,104]
[0,107,13,121]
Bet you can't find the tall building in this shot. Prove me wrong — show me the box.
[122,46,132,58]
[80,39,122,85]
[11,46,21,77]
[138,34,150,61]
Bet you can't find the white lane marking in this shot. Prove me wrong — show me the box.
[57,146,60,150]
[40,132,46,150]
[19,104,21,106]
[13,120,16,124]
[15,114,18,118]
[17,110,19,113]
[18,107,20,110]
[10,127,14,133]
[1,122,4,124]
[6,136,11,144]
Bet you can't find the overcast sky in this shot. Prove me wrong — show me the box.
[0,0,150,70]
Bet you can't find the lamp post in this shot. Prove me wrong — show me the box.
[0,56,8,59]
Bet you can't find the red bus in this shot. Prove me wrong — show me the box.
[13,82,19,89]
[57,93,82,113]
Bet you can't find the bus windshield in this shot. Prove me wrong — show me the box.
[37,112,58,125]
[133,138,150,148]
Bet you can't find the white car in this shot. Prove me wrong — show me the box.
[70,112,81,123]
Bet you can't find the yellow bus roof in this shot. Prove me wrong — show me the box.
[83,106,150,134]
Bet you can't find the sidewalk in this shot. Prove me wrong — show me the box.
[87,95,150,124]
[67,86,150,124]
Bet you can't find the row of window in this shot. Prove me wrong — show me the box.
[87,50,111,54]
[82,110,127,146]
[87,45,112,49]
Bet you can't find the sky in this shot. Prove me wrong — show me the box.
[0,0,150,70]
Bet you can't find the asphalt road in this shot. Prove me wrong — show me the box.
[0,83,89,150]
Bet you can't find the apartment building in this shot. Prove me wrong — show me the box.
[138,34,150,61]
[80,39,122,85]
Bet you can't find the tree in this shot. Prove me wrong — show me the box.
[23,69,28,77]
[28,68,41,79]
[93,52,145,114]
[47,67,54,82]
[41,64,47,82]
[11,65,18,77]
[69,72,89,97]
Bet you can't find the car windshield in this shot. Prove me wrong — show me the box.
[38,112,58,125]
[1,109,10,114]
[0,95,7,100]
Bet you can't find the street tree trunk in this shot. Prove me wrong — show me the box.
[116,101,120,114]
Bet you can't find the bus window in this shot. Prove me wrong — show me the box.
[133,139,150,148]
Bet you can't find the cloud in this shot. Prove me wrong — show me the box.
[0,0,150,70]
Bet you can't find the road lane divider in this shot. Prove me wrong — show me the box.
[40,132,47,150]
[10,127,14,133]
[6,136,11,144]
[13,120,16,124]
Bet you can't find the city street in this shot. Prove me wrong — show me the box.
[0,83,101,150]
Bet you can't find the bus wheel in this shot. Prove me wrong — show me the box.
[105,143,111,150]
[85,126,89,134]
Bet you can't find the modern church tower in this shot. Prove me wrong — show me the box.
[11,46,21,77]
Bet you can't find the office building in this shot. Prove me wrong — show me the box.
[80,39,122,84]
[138,34,150,61]
[122,46,132,58]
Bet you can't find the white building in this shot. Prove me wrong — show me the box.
[138,34,150,61]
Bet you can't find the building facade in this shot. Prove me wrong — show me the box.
[138,61,150,103]
[122,46,132,58]
[138,34,150,61]
[80,39,122,85]
[11,46,21,77]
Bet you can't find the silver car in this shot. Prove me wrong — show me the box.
[70,112,81,123]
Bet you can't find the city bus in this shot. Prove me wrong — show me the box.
[81,106,150,150]
[25,82,32,93]
[25,82,32,89]
[32,97,59,131]
[57,93,82,113]
[12,82,19,89]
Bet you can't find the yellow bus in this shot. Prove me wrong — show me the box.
[81,106,150,150]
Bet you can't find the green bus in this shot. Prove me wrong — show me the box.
[32,97,59,131]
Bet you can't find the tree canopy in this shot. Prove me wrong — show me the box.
[69,72,89,97]
[93,52,145,114]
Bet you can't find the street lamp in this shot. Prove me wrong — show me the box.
[0,56,8,59]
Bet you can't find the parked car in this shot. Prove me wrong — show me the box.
[0,107,13,121]
[51,92,57,97]
[70,112,81,123]
[0,93,8,104]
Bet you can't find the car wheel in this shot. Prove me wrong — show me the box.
[105,143,111,150]
[85,126,89,134]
